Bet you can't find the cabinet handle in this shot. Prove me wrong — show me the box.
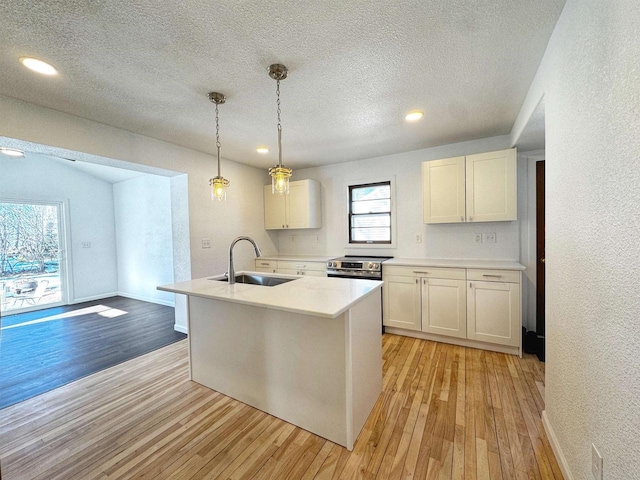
[282,224,285,228]
[415,279,418,284]
[413,270,429,274]
[482,274,502,278]
[260,262,270,266]
[295,264,306,268]
[461,216,464,222]
[469,282,473,288]
[286,224,289,228]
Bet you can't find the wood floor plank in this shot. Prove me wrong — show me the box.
[0,335,562,480]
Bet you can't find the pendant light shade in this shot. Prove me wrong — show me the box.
[268,64,292,195]
[208,92,230,201]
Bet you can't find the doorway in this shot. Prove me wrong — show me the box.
[0,200,67,316]
[536,161,545,361]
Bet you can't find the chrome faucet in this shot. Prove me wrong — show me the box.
[228,236,262,284]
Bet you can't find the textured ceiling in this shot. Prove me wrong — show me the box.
[0,0,564,169]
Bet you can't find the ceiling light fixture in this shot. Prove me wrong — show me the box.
[19,57,58,76]
[208,92,230,202]
[256,147,269,154]
[0,147,25,157]
[267,64,293,195]
[405,110,424,122]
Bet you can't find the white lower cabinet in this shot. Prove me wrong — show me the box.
[467,279,520,347]
[383,265,522,355]
[383,275,421,331]
[255,259,327,277]
[421,278,467,339]
[255,259,277,273]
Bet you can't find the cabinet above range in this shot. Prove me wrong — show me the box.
[422,148,517,224]
[264,179,321,230]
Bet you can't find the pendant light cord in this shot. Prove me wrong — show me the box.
[215,101,221,176]
[276,79,282,168]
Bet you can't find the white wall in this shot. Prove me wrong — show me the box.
[0,95,278,332]
[114,175,174,306]
[277,135,519,260]
[0,153,118,301]
[512,1,640,478]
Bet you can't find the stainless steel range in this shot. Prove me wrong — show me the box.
[326,255,392,280]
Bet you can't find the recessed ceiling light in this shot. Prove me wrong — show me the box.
[0,147,25,157]
[256,147,269,154]
[405,110,424,122]
[19,57,58,76]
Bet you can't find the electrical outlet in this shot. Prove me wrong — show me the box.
[290,235,295,243]
[484,233,497,244]
[315,235,320,243]
[592,444,603,480]
[82,242,91,248]
[202,238,211,249]
[474,233,483,244]
[415,233,422,243]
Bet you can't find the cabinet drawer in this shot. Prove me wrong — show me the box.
[277,260,326,272]
[384,265,465,280]
[255,259,277,269]
[467,269,520,283]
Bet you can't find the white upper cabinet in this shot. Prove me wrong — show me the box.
[466,149,517,222]
[422,148,517,223]
[264,179,322,230]
[422,156,466,223]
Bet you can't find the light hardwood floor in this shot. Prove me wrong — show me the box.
[0,334,562,480]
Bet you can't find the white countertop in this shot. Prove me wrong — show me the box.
[385,258,526,271]
[258,255,333,263]
[158,272,382,319]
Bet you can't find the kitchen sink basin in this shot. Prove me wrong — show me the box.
[212,274,296,287]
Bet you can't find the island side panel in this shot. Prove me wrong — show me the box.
[188,296,348,447]
[345,287,383,450]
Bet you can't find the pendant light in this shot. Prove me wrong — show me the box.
[209,92,230,201]
[267,64,293,195]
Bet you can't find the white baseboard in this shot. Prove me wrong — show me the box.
[384,327,521,356]
[542,410,574,480]
[71,292,119,304]
[174,324,188,334]
[117,291,175,307]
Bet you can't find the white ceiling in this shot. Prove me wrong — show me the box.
[0,0,564,169]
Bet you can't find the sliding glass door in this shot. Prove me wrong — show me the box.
[0,201,66,315]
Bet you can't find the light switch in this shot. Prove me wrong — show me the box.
[474,233,483,244]
[202,238,211,249]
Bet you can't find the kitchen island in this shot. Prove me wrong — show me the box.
[158,273,383,451]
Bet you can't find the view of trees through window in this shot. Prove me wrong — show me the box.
[349,182,392,244]
[0,202,62,313]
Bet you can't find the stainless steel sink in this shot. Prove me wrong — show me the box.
[212,274,296,287]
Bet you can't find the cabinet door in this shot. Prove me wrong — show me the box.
[255,267,275,273]
[264,185,287,229]
[302,270,326,277]
[276,268,298,275]
[466,148,516,222]
[467,280,520,346]
[286,181,306,228]
[421,278,467,338]
[422,157,466,224]
[383,275,421,331]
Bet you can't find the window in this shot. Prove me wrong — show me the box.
[348,181,392,244]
